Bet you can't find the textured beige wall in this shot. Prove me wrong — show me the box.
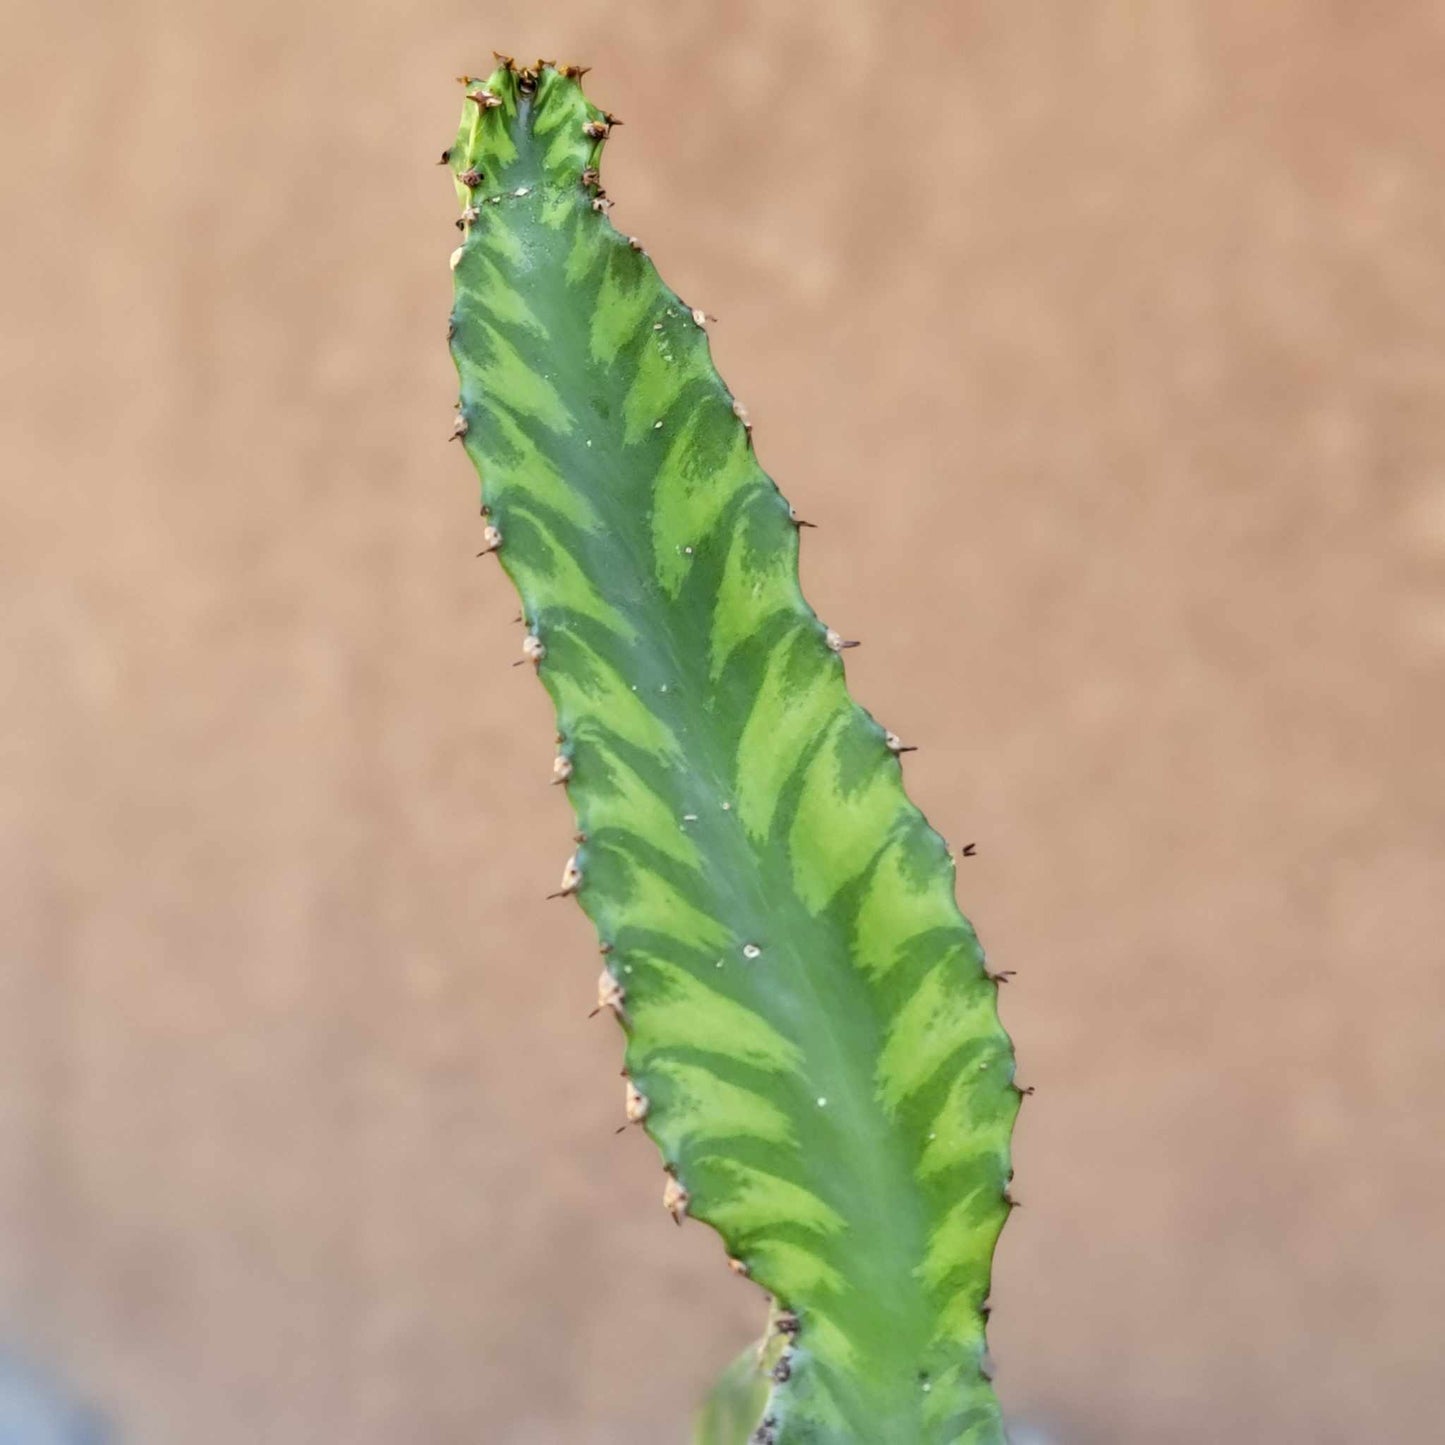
[3,2,1443,1441]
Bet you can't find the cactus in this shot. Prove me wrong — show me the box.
[445,60,1021,1444]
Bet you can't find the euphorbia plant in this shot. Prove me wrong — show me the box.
[444,58,1021,1444]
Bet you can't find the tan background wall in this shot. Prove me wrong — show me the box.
[3,2,1442,1441]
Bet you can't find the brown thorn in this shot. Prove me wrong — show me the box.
[438,148,452,165]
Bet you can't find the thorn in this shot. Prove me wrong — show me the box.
[774,1310,799,1338]
[587,968,626,1020]
[580,167,600,187]
[449,246,464,271]
[447,319,457,341]
[517,69,537,95]
[598,941,613,955]
[663,1173,689,1225]
[825,629,859,653]
[560,62,591,79]
[518,633,546,667]
[885,731,917,755]
[491,52,515,69]
[591,195,614,214]
[582,120,608,140]
[726,1256,749,1277]
[691,307,715,328]
[731,399,751,431]
[450,414,468,441]
[438,148,452,165]
[546,853,582,899]
[475,524,502,556]
[1017,1084,1036,1096]
[788,505,817,529]
[771,1356,792,1384]
[460,167,483,188]
[603,112,623,128]
[1004,1190,1021,1209]
[960,843,977,857]
[621,1079,649,1127]
[551,753,573,784]
[988,969,1016,984]
[467,88,503,109]
[627,236,645,252]
[572,830,587,844]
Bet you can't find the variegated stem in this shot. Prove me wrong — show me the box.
[446,59,1020,1445]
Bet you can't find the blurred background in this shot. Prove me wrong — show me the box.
[3,1,1443,1441]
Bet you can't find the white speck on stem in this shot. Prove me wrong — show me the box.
[682,813,698,822]
[721,801,731,811]
[742,944,760,960]
[514,186,529,197]
[816,1097,827,1108]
